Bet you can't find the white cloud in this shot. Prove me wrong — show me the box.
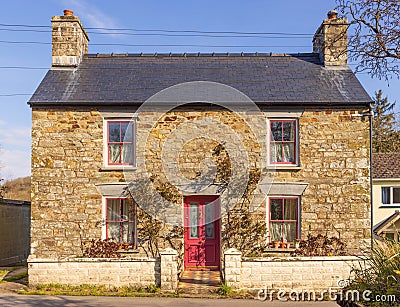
[0,149,30,180]
[62,0,119,30]
[0,126,30,148]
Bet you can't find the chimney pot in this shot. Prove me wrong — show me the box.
[63,10,74,16]
[327,10,338,19]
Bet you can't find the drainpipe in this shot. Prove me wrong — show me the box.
[369,105,374,249]
[352,106,374,250]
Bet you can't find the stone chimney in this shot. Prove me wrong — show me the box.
[51,10,89,67]
[313,10,348,67]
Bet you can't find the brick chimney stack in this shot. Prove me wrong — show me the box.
[313,10,348,67]
[51,10,89,67]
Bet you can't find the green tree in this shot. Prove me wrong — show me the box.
[372,90,400,152]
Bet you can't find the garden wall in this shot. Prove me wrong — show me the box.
[224,248,361,291]
[28,248,178,291]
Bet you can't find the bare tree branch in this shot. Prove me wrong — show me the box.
[337,0,400,79]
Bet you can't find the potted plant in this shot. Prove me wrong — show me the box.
[295,239,301,249]
[272,240,280,248]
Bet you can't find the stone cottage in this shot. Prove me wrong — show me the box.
[27,10,372,289]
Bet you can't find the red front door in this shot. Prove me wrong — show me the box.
[184,195,220,270]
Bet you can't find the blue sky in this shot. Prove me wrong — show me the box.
[0,0,399,179]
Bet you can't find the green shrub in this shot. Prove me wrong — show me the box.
[216,283,234,296]
[343,239,400,306]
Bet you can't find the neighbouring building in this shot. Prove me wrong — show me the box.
[27,9,372,290]
[0,199,30,266]
[372,153,400,241]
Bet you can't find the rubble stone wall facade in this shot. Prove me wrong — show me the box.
[30,106,370,259]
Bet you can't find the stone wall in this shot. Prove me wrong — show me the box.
[0,200,30,265]
[51,15,89,66]
[224,248,360,291]
[280,110,371,251]
[30,107,370,258]
[313,18,348,66]
[28,248,178,290]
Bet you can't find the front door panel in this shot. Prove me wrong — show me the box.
[184,196,220,270]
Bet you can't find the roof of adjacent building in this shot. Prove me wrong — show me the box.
[372,153,400,179]
[373,210,400,234]
[28,53,372,107]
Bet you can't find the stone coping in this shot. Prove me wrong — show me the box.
[27,256,158,263]
[241,255,362,262]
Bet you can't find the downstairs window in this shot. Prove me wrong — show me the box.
[105,198,137,246]
[268,197,299,243]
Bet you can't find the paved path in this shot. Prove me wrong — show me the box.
[178,270,221,294]
[0,295,339,306]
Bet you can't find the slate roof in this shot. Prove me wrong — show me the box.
[28,53,372,107]
[372,153,400,179]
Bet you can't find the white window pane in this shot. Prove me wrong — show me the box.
[107,199,120,221]
[109,144,121,163]
[393,188,400,204]
[271,122,282,141]
[283,222,297,242]
[270,143,283,163]
[205,204,214,238]
[270,222,282,241]
[284,199,297,220]
[122,222,133,243]
[107,222,120,242]
[190,203,198,238]
[283,143,295,162]
[122,122,133,141]
[108,123,121,142]
[283,122,295,141]
[122,144,133,164]
[270,199,283,220]
[382,187,390,204]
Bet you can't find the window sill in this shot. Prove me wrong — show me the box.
[379,205,400,208]
[117,249,140,254]
[265,165,303,171]
[100,166,137,172]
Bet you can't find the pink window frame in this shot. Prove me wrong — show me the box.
[268,197,299,243]
[269,119,297,165]
[105,198,137,246]
[107,121,135,166]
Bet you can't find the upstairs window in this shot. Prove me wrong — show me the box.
[107,121,135,166]
[269,119,297,165]
[105,198,137,246]
[382,187,400,205]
